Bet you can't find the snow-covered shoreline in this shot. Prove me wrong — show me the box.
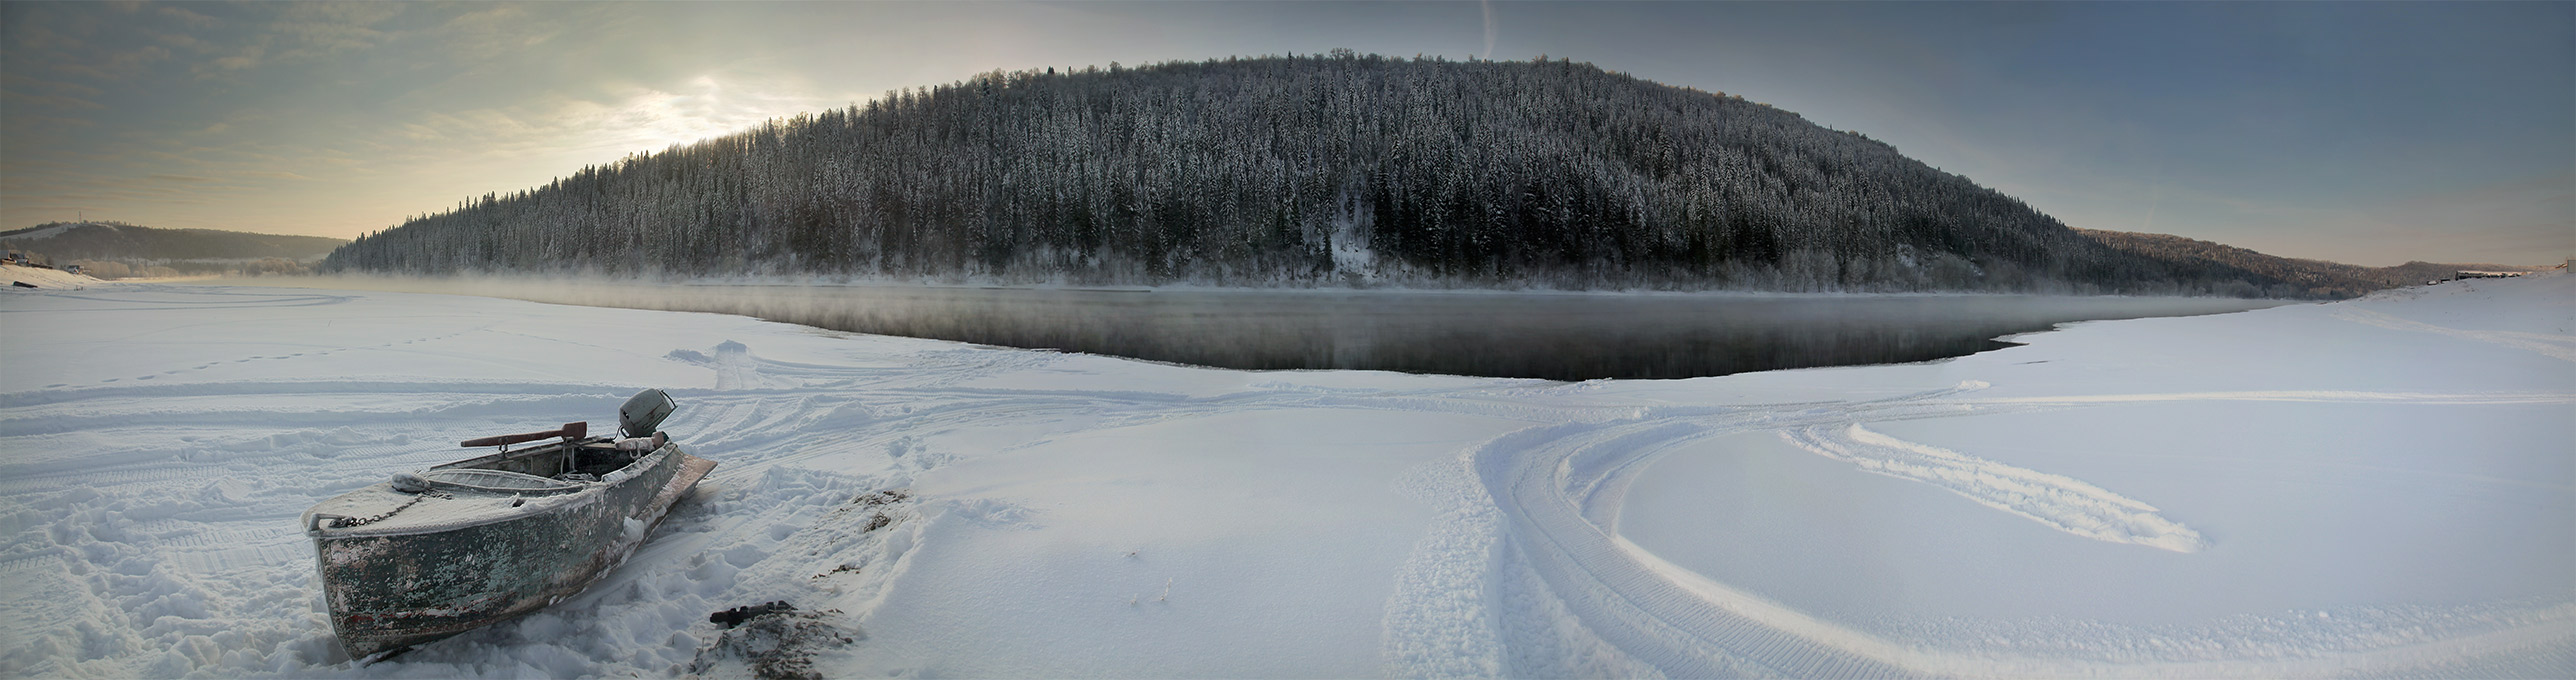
[2,263,105,290]
[1,274,2567,677]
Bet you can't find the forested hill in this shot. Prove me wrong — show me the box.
[325,53,2299,295]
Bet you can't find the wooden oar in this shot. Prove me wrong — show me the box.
[460,421,587,448]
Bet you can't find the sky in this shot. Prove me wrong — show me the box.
[2,1,2569,267]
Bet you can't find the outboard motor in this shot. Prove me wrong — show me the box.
[620,389,675,438]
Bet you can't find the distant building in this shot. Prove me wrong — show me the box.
[2456,270,2525,279]
[63,264,81,275]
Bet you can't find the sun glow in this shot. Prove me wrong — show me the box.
[573,74,834,155]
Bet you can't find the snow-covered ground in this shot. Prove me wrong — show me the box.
[3,263,103,289]
[1,274,2568,678]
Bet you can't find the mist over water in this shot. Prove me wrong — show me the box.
[244,277,2291,380]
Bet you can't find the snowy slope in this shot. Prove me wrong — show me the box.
[0,275,2567,678]
[2,263,105,289]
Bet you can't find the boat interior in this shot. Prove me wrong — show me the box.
[416,390,677,493]
[434,439,648,484]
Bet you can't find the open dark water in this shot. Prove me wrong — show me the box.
[637,285,2288,381]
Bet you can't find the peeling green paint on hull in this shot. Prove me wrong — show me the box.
[302,441,716,659]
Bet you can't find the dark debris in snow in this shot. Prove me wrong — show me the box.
[694,601,858,680]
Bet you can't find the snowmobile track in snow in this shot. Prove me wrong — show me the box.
[1411,381,2576,678]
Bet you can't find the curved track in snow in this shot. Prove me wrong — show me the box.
[1404,381,2576,678]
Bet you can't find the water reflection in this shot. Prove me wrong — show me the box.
[661,286,2287,381]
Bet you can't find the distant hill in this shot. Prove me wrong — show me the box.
[324,53,2311,296]
[2,222,346,262]
[2074,228,2541,298]
[2,222,348,278]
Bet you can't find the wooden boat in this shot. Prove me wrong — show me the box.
[300,389,716,659]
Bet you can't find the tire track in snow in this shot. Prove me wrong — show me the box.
[1779,423,2209,553]
[1470,415,1917,678]
[2329,307,2576,362]
[1406,378,2576,678]
[1382,450,1510,678]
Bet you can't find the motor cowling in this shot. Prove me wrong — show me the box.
[619,389,675,438]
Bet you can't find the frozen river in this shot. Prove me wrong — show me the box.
[238,278,2287,380]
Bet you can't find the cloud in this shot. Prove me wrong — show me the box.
[262,2,404,60]
[5,21,75,54]
[4,93,105,112]
[210,43,265,72]
[148,174,213,183]
[380,72,841,166]
[2,72,103,99]
[158,6,219,30]
[52,43,169,81]
[434,5,562,59]
[156,2,414,80]
[155,30,209,53]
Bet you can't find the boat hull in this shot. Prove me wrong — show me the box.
[308,443,715,658]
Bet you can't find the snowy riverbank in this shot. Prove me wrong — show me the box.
[2,263,104,289]
[1,274,2568,677]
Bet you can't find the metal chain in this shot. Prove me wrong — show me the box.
[331,489,452,528]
